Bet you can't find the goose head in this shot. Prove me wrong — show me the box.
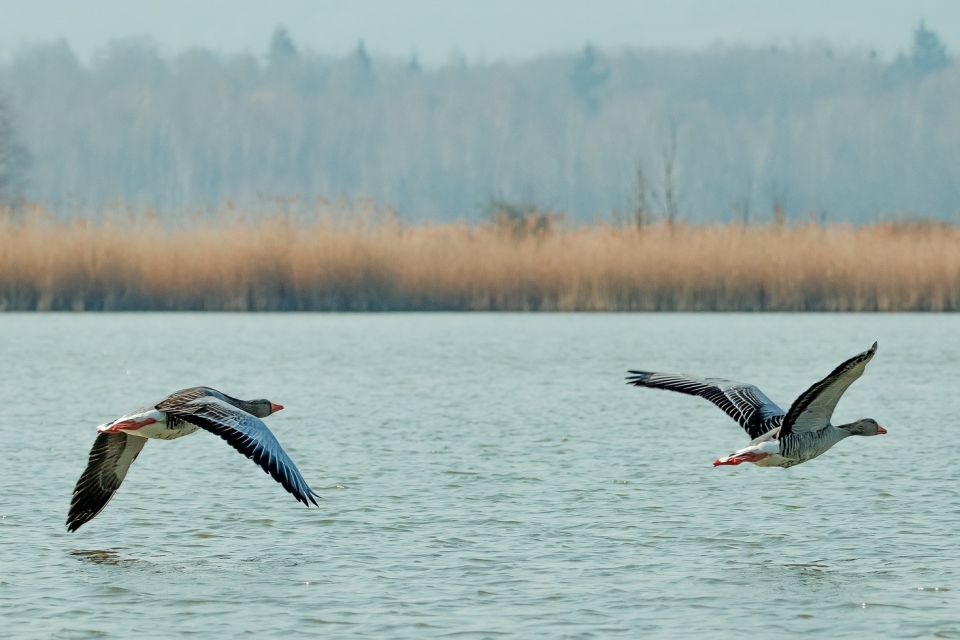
[244,398,284,418]
[840,418,887,436]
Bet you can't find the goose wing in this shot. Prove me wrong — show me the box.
[160,396,319,507]
[67,432,147,532]
[626,371,784,439]
[780,342,878,436]
[155,386,227,407]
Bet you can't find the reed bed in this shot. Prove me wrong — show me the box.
[0,208,958,311]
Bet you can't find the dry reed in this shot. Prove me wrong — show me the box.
[0,207,958,311]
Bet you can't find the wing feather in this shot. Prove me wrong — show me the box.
[780,342,878,436]
[626,371,785,439]
[67,432,147,532]
[163,396,319,507]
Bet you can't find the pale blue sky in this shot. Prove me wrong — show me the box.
[1,0,958,64]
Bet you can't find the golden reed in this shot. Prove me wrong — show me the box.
[0,207,957,311]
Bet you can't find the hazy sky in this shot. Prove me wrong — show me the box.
[1,0,959,64]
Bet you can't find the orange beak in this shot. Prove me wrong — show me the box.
[270,402,284,413]
[877,425,887,434]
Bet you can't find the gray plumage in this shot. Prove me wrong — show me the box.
[626,342,885,468]
[160,393,319,507]
[67,432,146,532]
[67,386,318,532]
[624,372,785,439]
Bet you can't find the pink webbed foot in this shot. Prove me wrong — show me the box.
[713,451,768,467]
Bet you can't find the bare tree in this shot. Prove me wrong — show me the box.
[732,194,751,226]
[0,98,29,206]
[733,174,754,225]
[660,121,679,225]
[769,178,788,226]
[632,161,653,229]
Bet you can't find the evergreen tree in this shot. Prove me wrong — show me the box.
[354,40,372,73]
[569,44,609,112]
[268,26,297,67]
[911,21,949,74]
[408,52,421,74]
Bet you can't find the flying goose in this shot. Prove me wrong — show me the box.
[626,342,886,468]
[67,386,320,532]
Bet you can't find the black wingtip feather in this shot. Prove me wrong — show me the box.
[164,398,322,512]
[625,370,653,385]
[779,341,879,435]
[622,369,786,440]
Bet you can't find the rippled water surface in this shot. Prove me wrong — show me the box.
[1,314,958,638]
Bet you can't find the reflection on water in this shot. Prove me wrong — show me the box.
[70,549,140,567]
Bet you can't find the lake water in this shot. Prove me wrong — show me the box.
[1,313,957,638]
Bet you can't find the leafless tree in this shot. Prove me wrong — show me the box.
[733,174,754,225]
[660,121,679,225]
[0,98,29,206]
[769,179,788,226]
[632,162,653,229]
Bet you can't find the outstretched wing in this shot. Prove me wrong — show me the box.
[163,396,319,507]
[156,386,229,408]
[67,432,147,532]
[626,371,785,439]
[780,342,878,436]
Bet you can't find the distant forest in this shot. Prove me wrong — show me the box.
[0,24,957,223]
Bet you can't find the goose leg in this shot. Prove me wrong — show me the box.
[713,451,769,467]
[98,417,157,434]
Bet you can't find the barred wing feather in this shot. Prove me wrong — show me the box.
[626,371,785,439]
[780,342,877,436]
[67,432,147,532]
[165,397,319,507]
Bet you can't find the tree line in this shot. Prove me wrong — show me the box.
[0,24,956,222]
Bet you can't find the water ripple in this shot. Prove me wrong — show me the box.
[1,314,957,638]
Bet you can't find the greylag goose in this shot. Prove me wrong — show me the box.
[67,386,319,532]
[626,342,886,468]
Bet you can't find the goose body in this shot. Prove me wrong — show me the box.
[97,408,198,440]
[68,386,320,532]
[714,423,853,468]
[627,342,886,468]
